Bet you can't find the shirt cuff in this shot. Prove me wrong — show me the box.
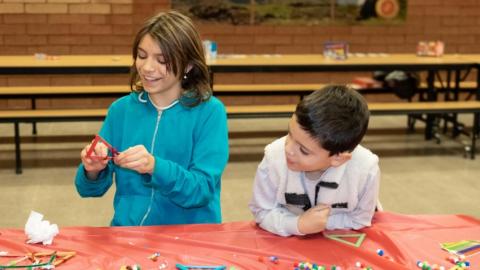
[79,163,109,183]
[284,215,305,236]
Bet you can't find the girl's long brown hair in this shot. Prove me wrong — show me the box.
[129,10,211,107]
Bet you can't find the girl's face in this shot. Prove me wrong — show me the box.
[284,115,334,173]
[135,34,182,106]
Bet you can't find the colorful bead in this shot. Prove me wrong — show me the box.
[447,256,459,264]
[121,265,141,270]
[158,259,168,270]
[148,252,160,261]
[294,261,330,270]
[376,249,384,256]
[269,256,279,263]
[125,265,141,270]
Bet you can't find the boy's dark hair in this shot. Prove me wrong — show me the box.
[295,85,370,156]
[130,10,211,107]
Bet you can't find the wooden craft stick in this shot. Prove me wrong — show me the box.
[53,253,75,266]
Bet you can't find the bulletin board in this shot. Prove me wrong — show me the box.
[172,0,407,25]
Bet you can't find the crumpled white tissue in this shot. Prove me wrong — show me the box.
[24,211,59,245]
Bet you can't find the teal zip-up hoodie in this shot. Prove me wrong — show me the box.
[75,92,229,226]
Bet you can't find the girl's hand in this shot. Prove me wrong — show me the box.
[114,145,155,174]
[80,142,109,179]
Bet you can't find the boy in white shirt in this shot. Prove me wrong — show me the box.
[249,85,380,237]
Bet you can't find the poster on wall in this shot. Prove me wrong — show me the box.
[172,0,407,25]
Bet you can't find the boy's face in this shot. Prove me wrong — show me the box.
[285,115,339,173]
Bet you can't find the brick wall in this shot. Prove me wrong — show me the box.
[0,0,169,55]
[0,0,479,108]
[2,1,479,56]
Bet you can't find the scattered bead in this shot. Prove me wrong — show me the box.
[294,261,330,270]
[376,249,384,256]
[148,252,160,261]
[417,260,433,270]
[121,265,141,270]
[158,259,168,270]
[269,255,279,264]
[415,259,450,270]
[447,256,459,264]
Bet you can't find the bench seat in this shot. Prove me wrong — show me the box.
[0,85,130,98]
[1,100,479,174]
[0,108,107,120]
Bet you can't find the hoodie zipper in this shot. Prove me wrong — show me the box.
[139,110,162,226]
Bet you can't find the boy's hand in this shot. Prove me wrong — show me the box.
[81,142,109,179]
[114,145,155,175]
[298,204,331,235]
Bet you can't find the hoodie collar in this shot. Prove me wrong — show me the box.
[137,91,180,111]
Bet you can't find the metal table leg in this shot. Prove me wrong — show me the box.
[14,122,22,174]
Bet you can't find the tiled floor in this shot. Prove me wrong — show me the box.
[0,116,479,229]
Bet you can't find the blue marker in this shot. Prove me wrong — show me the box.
[175,264,226,270]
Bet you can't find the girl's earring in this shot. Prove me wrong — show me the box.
[183,74,187,80]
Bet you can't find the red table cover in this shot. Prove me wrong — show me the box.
[0,211,479,270]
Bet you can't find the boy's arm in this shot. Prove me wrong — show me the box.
[249,157,303,237]
[326,165,380,230]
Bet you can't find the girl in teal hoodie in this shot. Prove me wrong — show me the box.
[75,11,229,226]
